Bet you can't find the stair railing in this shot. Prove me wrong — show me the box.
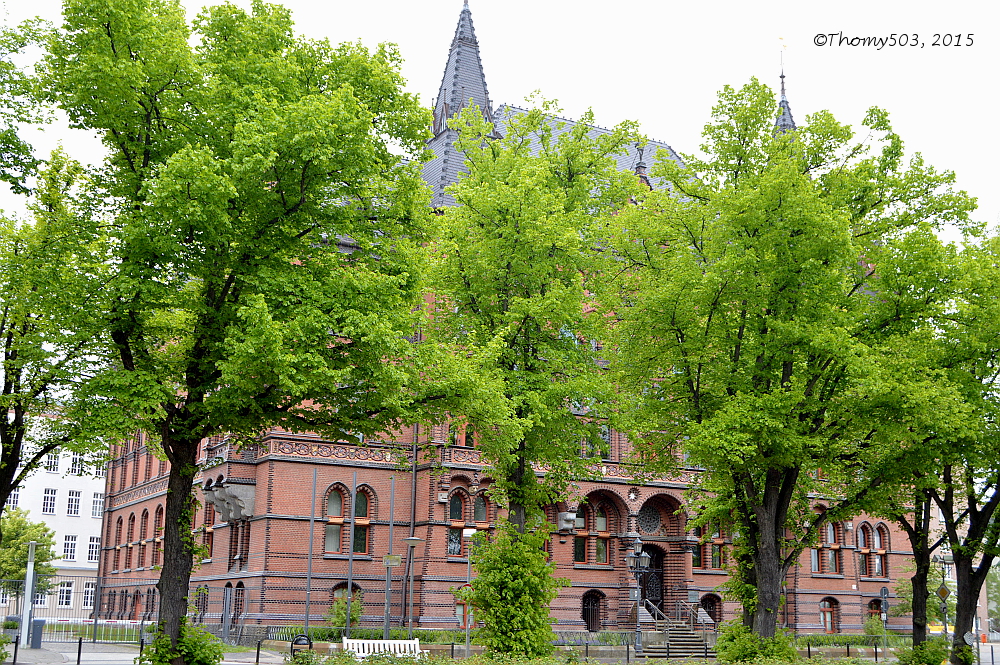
[674,600,700,630]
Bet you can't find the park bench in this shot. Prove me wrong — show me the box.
[342,638,428,660]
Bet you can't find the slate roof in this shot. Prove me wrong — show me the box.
[423,2,686,208]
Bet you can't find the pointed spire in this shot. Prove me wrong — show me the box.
[431,1,493,135]
[775,68,796,133]
[424,2,496,208]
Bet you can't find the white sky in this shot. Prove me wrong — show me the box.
[2,0,997,232]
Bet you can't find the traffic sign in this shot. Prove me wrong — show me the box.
[936,584,951,601]
[880,586,890,599]
[383,554,402,568]
[963,632,975,646]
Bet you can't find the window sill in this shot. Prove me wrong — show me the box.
[694,569,728,575]
[574,564,613,570]
[447,557,469,563]
[860,577,890,582]
[201,559,212,564]
[323,554,372,560]
[812,573,845,579]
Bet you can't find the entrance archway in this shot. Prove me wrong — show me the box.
[582,591,604,632]
[639,545,665,610]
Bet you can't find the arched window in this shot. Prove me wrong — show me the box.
[874,525,890,577]
[450,493,465,521]
[700,594,723,623]
[819,598,839,633]
[151,505,164,566]
[868,599,882,618]
[325,488,345,553]
[233,582,245,619]
[125,514,136,569]
[202,503,215,559]
[858,524,873,576]
[115,517,124,545]
[351,489,371,555]
[138,510,149,568]
[473,495,487,522]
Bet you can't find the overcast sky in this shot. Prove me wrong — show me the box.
[2,0,997,233]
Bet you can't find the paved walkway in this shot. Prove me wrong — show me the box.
[4,642,287,665]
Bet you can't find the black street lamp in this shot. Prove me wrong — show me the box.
[625,533,652,654]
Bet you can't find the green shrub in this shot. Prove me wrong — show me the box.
[715,622,798,663]
[326,590,364,629]
[895,637,950,665]
[466,523,567,657]
[863,616,886,636]
[0,633,10,664]
[135,620,224,665]
[2,619,18,629]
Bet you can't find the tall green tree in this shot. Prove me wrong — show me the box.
[42,1,440,660]
[608,79,977,638]
[426,102,641,530]
[0,149,113,539]
[0,508,57,592]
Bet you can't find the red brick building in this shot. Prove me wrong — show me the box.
[98,420,916,634]
[96,2,926,638]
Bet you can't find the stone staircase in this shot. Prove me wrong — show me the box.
[640,625,716,659]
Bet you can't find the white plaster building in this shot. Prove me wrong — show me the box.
[2,449,106,619]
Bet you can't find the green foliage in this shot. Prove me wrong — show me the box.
[863,616,886,636]
[0,634,9,665]
[608,77,977,637]
[0,508,58,592]
[135,620,224,665]
[0,148,115,529]
[895,637,950,665]
[2,620,17,629]
[715,622,798,663]
[325,589,363,628]
[465,522,567,657]
[427,100,643,526]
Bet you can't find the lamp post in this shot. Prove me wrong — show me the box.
[463,528,477,657]
[625,533,651,654]
[932,554,953,640]
[403,536,423,639]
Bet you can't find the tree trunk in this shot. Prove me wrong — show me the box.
[508,439,528,533]
[750,554,784,638]
[155,434,199,665]
[911,563,931,646]
[950,554,984,665]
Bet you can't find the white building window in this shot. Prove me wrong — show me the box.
[64,535,77,561]
[70,453,85,475]
[92,493,104,518]
[42,488,57,514]
[67,490,81,516]
[83,582,96,609]
[57,581,73,607]
[34,591,47,607]
[5,488,17,508]
[44,452,60,472]
[0,588,8,606]
[94,464,106,478]
[88,536,101,563]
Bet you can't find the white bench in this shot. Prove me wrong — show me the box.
[342,638,428,660]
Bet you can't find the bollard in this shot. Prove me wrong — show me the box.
[12,634,19,664]
[626,640,630,664]
[875,643,878,662]
[705,640,708,658]
[450,643,454,659]
[807,643,811,659]
[256,640,262,665]
[585,643,589,660]
[77,637,83,665]
[847,643,850,658]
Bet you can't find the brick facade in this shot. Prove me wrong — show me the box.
[98,423,916,633]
